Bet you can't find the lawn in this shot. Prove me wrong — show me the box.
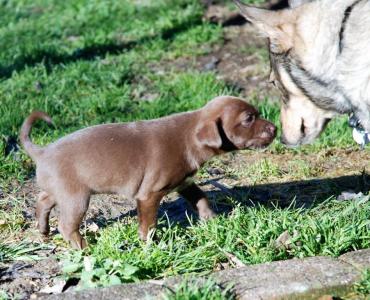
[0,0,369,298]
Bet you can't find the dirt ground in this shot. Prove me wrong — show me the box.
[1,4,370,299]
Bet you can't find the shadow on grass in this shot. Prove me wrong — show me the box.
[0,18,202,79]
[95,172,369,227]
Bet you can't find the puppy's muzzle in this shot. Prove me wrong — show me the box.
[264,122,277,138]
[259,122,277,141]
[248,122,277,149]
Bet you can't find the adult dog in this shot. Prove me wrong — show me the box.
[235,0,370,146]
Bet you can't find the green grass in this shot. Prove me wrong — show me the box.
[0,241,47,263]
[354,269,370,298]
[0,291,10,300]
[61,197,370,288]
[0,0,205,75]
[0,189,33,245]
[163,279,235,300]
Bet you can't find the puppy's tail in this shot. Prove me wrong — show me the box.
[20,111,53,160]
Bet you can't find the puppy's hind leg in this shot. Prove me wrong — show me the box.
[36,191,56,236]
[57,191,90,249]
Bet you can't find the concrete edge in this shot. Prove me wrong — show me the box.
[40,248,370,300]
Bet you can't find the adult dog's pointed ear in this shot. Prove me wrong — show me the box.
[233,0,297,52]
[195,119,222,149]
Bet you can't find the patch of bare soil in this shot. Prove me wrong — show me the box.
[201,4,278,98]
[0,259,60,300]
[216,148,370,207]
[145,5,280,101]
[198,23,278,99]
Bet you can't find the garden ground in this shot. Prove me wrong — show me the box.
[0,0,369,299]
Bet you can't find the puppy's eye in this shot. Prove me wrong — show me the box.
[241,114,255,127]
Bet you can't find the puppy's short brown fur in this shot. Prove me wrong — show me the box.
[20,96,276,249]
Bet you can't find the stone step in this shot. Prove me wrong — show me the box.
[41,248,370,300]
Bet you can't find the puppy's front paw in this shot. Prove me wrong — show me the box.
[199,208,216,220]
[138,226,156,242]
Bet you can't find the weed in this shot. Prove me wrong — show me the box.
[163,278,235,300]
[354,269,370,298]
[0,241,47,263]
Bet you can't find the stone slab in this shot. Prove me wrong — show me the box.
[42,281,164,300]
[213,256,360,300]
[41,249,370,300]
[339,248,370,270]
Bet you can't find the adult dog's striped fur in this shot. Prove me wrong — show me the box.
[235,0,370,146]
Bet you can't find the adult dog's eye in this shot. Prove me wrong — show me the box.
[269,78,277,87]
[241,114,255,126]
[268,71,277,86]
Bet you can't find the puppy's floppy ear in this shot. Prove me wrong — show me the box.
[196,119,222,149]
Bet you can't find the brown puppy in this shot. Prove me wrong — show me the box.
[20,96,276,249]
